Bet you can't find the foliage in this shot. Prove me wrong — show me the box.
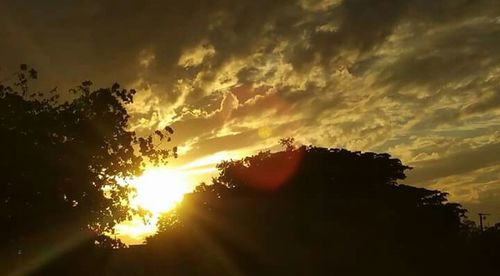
[0,65,174,255]
[148,143,470,275]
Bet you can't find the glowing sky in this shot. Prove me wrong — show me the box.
[1,0,499,225]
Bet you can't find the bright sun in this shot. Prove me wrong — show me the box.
[129,167,191,214]
[113,158,224,244]
[114,167,197,244]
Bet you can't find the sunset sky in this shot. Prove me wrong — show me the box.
[1,0,499,235]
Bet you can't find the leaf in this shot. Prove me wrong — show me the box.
[29,69,38,79]
[154,130,164,140]
[165,126,174,134]
[82,80,93,87]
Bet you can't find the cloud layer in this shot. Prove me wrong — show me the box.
[1,0,499,221]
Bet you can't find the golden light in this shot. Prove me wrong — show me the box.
[114,151,246,244]
[114,167,193,244]
[129,167,191,214]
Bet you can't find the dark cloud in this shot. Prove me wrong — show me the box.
[408,142,500,184]
[464,91,500,115]
[378,18,500,91]
[1,0,499,219]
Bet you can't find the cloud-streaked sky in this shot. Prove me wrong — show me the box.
[1,0,499,222]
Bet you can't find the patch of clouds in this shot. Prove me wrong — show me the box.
[1,0,499,220]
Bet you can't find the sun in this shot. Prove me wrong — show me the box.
[113,156,224,244]
[129,167,191,214]
[113,166,198,244]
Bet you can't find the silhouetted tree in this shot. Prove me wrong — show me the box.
[148,142,470,275]
[0,65,175,272]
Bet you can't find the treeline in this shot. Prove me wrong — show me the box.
[140,142,499,275]
[44,143,500,275]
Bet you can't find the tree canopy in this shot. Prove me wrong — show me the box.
[0,65,174,264]
[147,142,471,275]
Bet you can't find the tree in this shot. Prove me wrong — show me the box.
[149,142,469,275]
[0,65,174,263]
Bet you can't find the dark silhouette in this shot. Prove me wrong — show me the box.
[0,65,174,275]
[479,213,490,232]
[143,142,474,275]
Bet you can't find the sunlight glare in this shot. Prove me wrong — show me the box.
[130,167,191,214]
[114,166,198,244]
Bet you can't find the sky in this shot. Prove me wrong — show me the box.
[0,0,499,224]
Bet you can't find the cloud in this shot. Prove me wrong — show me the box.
[1,0,499,219]
[407,141,500,184]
